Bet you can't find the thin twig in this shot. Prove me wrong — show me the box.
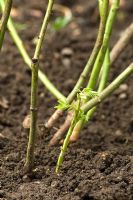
[110,23,133,65]
[45,109,64,129]
[49,112,72,146]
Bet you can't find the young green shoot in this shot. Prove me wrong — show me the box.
[56,63,133,172]
[56,94,84,173]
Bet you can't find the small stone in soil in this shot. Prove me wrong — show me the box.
[101,114,105,119]
[0,97,9,109]
[54,52,60,60]
[115,83,128,95]
[119,93,127,99]
[22,115,30,129]
[115,129,122,136]
[119,84,128,92]
[0,133,5,139]
[62,58,71,68]
[61,48,73,57]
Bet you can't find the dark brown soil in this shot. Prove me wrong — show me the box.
[0,0,133,200]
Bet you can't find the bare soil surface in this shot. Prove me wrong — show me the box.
[0,0,133,199]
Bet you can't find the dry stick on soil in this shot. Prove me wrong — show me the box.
[0,0,65,101]
[110,22,133,65]
[56,63,133,172]
[50,20,133,145]
[45,0,109,129]
[0,0,12,50]
[49,112,73,146]
[24,0,54,173]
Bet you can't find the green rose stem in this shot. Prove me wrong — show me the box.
[110,23,133,65]
[70,0,120,142]
[46,0,109,129]
[56,63,133,172]
[0,0,65,101]
[51,22,133,145]
[49,0,111,145]
[70,49,110,142]
[0,0,12,50]
[24,0,54,173]
[87,0,119,89]
[56,113,77,174]
[86,0,118,89]
[48,21,133,137]
[51,48,110,144]
[56,98,81,173]
[24,58,39,173]
[56,0,122,170]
